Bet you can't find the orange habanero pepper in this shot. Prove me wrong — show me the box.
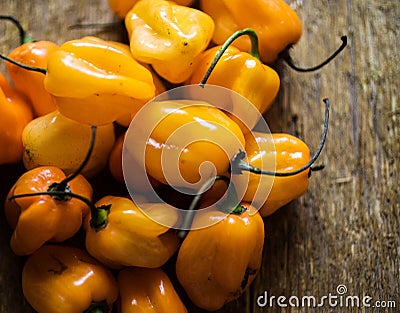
[84,196,180,269]
[6,41,59,116]
[200,0,302,64]
[176,196,264,311]
[189,28,280,116]
[118,267,187,313]
[22,245,119,313]
[232,99,330,217]
[0,73,33,165]
[4,166,93,255]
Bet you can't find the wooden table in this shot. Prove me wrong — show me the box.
[0,1,398,312]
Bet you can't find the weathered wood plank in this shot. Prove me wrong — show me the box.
[0,1,399,312]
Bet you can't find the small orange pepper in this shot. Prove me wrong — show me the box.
[0,73,33,165]
[176,201,264,311]
[6,41,59,117]
[118,267,188,313]
[22,245,119,313]
[200,0,302,63]
[4,166,93,255]
[84,196,180,269]
[125,0,215,83]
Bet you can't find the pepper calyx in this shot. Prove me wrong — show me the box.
[90,204,111,232]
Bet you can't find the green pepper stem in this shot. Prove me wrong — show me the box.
[199,28,260,87]
[177,175,243,239]
[231,98,330,176]
[281,35,347,72]
[0,53,47,74]
[89,204,111,232]
[0,15,34,45]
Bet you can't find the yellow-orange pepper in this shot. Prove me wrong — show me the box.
[200,0,302,63]
[189,29,280,115]
[5,166,92,255]
[233,100,330,217]
[241,132,310,217]
[125,0,214,83]
[22,110,115,178]
[22,245,119,313]
[84,196,180,269]
[176,201,264,311]
[109,0,195,18]
[124,100,245,188]
[118,267,188,313]
[6,41,59,116]
[44,36,155,125]
[0,73,33,165]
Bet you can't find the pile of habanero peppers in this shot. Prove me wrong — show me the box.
[0,1,346,312]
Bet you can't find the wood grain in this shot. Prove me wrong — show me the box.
[0,0,399,312]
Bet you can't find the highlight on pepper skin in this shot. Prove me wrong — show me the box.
[122,84,275,230]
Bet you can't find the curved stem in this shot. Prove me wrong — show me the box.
[0,15,33,45]
[8,191,96,212]
[231,98,330,176]
[199,28,260,87]
[0,53,47,74]
[52,125,97,192]
[281,36,347,72]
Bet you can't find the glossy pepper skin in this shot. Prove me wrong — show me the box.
[125,100,245,188]
[118,267,188,313]
[44,36,155,125]
[125,0,215,83]
[22,245,119,313]
[176,202,264,311]
[240,131,311,217]
[0,73,33,165]
[5,166,93,255]
[22,110,115,178]
[84,196,180,269]
[189,45,280,115]
[200,0,302,63]
[6,41,58,116]
[109,0,194,18]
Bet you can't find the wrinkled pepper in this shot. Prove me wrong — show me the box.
[0,73,33,165]
[125,0,215,83]
[22,245,119,313]
[6,40,59,116]
[84,196,180,269]
[5,166,93,255]
[109,0,194,18]
[176,200,264,311]
[200,0,302,63]
[124,100,245,189]
[43,36,156,125]
[118,267,187,313]
[189,28,280,116]
[22,110,115,178]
